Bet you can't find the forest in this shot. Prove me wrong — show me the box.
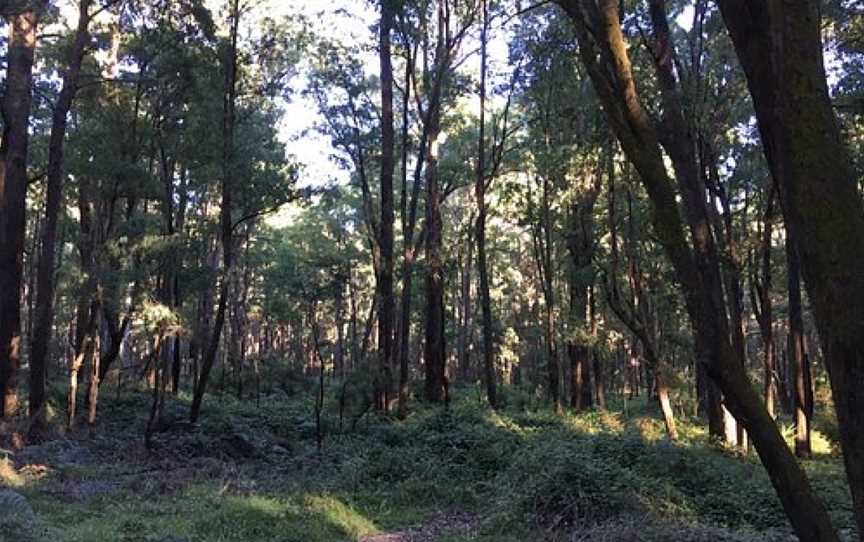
[0,0,863,540]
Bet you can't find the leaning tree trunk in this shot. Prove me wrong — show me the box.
[556,1,838,539]
[717,2,864,532]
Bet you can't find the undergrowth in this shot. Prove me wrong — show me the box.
[1,381,856,541]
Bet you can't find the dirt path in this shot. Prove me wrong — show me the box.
[360,511,479,542]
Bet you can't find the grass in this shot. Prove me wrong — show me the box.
[1,380,857,541]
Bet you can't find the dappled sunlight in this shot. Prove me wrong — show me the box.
[0,458,25,488]
[630,416,667,442]
[304,494,379,540]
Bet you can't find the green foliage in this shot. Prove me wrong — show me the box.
[11,386,857,542]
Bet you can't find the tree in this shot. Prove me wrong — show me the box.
[377,0,396,411]
[0,0,49,418]
[475,0,497,408]
[554,1,837,539]
[717,1,864,531]
[29,0,96,436]
[418,0,476,404]
[190,0,241,423]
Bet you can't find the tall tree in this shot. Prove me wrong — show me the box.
[377,0,396,410]
[717,2,864,532]
[29,0,95,434]
[475,0,497,408]
[554,1,837,539]
[419,0,476,403]
[422,1,447,402]
[0,0,48,417]
[190,0,241,423]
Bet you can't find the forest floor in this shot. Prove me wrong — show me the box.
[0,380,858,542]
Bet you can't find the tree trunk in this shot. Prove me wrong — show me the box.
[395,49,415,416]
[530,172,560,413]
[786,222,811,458]
[565,167,600,411]
[190,0,239,423]
[422,90,446,403]
[475,0,497,408]
[29,0,92,432]
[422,4,448,404]
[557,1,838,539]
[0,4,44,417]
[457,222,474,378]
[717,3,864,531]
[377,0,396,411]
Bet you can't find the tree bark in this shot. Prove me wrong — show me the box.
[28,0,93,432]
[786,221,812,459]
[556,1,838,539]
[422,80,446,403]
[190,0,239,423]
[421,2,450,404]
[475,0,497,408]
[717,3,864,531]
[0,3,45,417]
[377,0,396,411]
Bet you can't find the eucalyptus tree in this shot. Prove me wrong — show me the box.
[377,0,397,411]
[189,0,301,422]
[552,0,839,538]
[717,0,864,534]
[0,0,50,418]
[28,0,103,434]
